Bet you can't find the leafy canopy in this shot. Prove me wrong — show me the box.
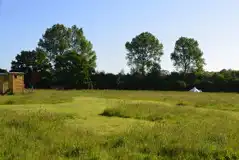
[37,24,96,71]
[11,49,51,73]
[54,50,91,88]
[11,49,52,86]
[125,32,163,75]
[37,24,70,62]
[171,37,205,75]
[37,24,97,87]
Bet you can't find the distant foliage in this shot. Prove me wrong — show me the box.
[171,37,206,75]
[90,69,239,92]
[125,32,164,75]
[10,24,96,89]
[6,24,239,92]
[0,68,7,73]
[11,49,52,88]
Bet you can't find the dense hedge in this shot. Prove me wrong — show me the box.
[28,69,239,92]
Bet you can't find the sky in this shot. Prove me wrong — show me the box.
[0,0,238,74]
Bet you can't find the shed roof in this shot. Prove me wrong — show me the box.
[0,73,8,76]
[0,72,24,76]
[9,72,24,75]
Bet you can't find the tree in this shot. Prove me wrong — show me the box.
[11,49,52,87]
[171,37,205,75]
[37,24,96,88]
[54,51,92,88]
[125,32,163,75]
[69,25,96,72]
[148,62,161,76]
[38,24,70,62]
[0,68,7,73]
[160,70,170,77]
[116,69,125,89]
[37,24,96,70]
[11,50,51,72]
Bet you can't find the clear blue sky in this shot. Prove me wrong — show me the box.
[0,0,238,73]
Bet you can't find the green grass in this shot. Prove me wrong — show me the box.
[1,90,239,110]
[0,90,76,105]
[0,109,106,160]
[100,101,239,158]
[0,90,239,159]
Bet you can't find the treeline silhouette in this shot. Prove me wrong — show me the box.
[12,69,238,92]
[2,24,238,92]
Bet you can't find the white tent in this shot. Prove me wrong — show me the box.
[189,87,202,92]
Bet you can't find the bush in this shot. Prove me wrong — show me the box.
[4,100,15,105]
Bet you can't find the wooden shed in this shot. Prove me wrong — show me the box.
[0,72,24,94]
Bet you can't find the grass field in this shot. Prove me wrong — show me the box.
[0,90,239,159]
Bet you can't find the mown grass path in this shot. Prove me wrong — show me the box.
[0,97,157,135]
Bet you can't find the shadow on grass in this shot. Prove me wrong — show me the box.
[99,108,131,119]
[99,102,192,122]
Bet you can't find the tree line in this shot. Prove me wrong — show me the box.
[2,24,238,92]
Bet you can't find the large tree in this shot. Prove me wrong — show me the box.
[125,32,163,75]
[37,24,70,62]
[11,49,52,87]
[69,25,96,71]
[11,49,51,73]
[0,68,7,73]
[37,24,96,70]
[37,24,96,88]
[171,37,205,75]
[54,51,92,88]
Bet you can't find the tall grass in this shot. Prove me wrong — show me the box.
[2,107,239,159]
[1,90,239,112]
[0,90,239,159]
[0,109,108,159]
[100,101,239,159]
[0,90,76,105]
[107,123,239,159]
[101,101,239,122]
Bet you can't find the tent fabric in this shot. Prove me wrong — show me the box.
[189,87,202,92]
